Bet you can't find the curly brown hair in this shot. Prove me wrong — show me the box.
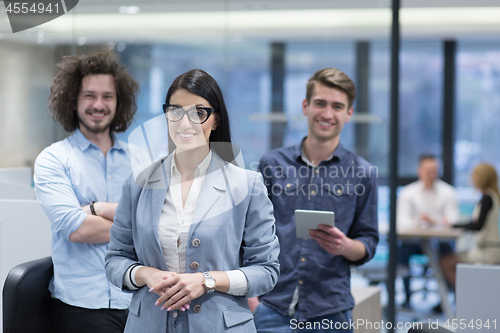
[48,48,139,132]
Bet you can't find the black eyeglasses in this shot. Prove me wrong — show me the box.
[163,104,216,124]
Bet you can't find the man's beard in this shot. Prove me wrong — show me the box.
[78,109,113,134]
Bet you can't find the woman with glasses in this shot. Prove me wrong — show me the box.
[105,69,280,333]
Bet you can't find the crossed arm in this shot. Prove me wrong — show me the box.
[34,149,119,245]
[70,202,118,243]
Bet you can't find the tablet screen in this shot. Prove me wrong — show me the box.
[294,209,335,239]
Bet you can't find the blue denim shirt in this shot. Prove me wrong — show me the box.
[34,129,143,309]
[258,140,378,321]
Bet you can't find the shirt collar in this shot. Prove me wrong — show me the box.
[110,133,125,151]
[294,137,343,166]
[417,179,437,192]
[171,149,213,177]
[73,128,124,152]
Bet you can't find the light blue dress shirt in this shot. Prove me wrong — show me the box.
[34,128,143,309]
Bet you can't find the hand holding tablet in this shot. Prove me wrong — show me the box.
[294,209,335,239]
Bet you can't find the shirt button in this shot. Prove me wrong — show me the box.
[286,183,292,188]
[109,200,113,203]
[99,153,103,157]
[299,280,304,285]
[192,239,201,248]
[108,175,111,179]
[311,190,316,195]
[301,258,306,262]
[193,304,202,313]
[190,262,199,270]
[336,189,342,195]
[172,311,178,318]
[315,169,319,174]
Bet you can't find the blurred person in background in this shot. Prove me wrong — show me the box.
[397,154,459,309]
[440,163,500,287]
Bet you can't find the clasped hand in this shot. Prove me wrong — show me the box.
[146,270,205,311]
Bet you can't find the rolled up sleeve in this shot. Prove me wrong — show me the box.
[34,149,87,240]
[348,169,379,266]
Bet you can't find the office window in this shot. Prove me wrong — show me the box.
[455,42,500,187]
[224,43,271,168]
[368,41,443,179]
[399,41,444,177]
[368,42,391,179]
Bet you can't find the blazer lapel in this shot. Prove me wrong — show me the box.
[147,156,171,269]
[191,155,227,225]
[150,159,169,226]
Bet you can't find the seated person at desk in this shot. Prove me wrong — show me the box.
[397,154,459,308]
[441,163,500,287]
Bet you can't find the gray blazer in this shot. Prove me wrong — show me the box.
[105,153,280,332]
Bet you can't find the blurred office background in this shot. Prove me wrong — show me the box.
[2,0,500,194]
[1,0,500,324]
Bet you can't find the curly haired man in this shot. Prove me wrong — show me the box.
[34,48,141,333]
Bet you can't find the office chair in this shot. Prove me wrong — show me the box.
[406,254,435,299]
[407,323,452,332]
[3,257,53,333]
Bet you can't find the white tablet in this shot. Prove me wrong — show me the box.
[294,209,335,239]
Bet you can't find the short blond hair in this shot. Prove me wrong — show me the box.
[306,68,356,108]
[472,163,500,198]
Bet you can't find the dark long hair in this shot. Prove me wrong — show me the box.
[165,69,236,162]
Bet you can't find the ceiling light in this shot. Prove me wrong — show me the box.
[36,7,500,42]
[119,6,141,14]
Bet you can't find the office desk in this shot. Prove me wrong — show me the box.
[397,227,463,320]
[456,264,500,332]
[352,287,381,333]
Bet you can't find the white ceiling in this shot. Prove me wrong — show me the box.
[1,0,500,45]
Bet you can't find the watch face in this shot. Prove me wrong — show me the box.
[205,277,216,289]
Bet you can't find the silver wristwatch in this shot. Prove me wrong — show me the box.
[202,271,216,293]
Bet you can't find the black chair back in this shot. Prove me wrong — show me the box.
[2,257,53,333]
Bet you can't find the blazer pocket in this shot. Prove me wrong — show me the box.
[129,296,141,316]
[222,305,253,328]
